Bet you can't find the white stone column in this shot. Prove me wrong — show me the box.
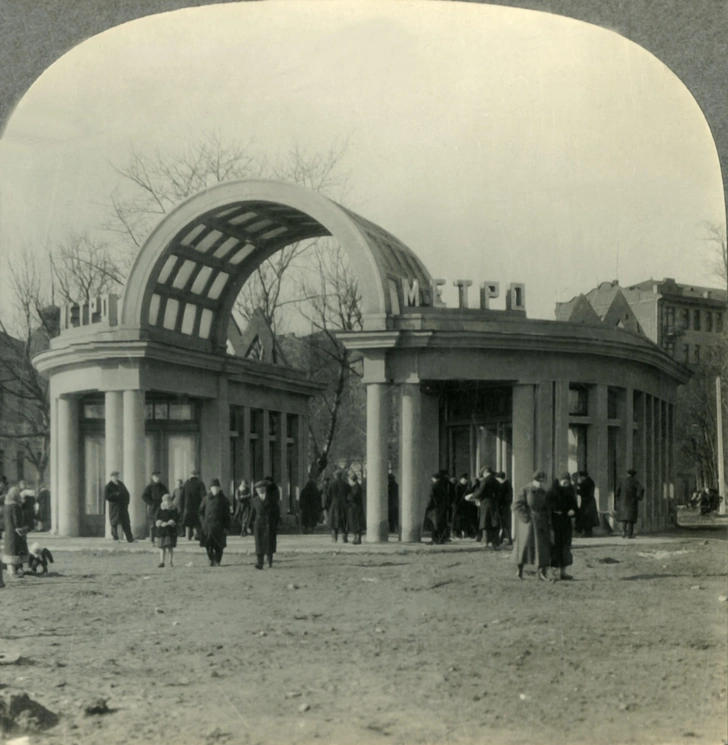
[278,411,289,513]
[49,392,59,535]
[123,389,147,538]
[536,382,555,481]
[399,384,421,543]
[366,382,389,543]
[57,396,80,536]
[104,391,123,539]
[512,384,535,492]
[553,380,570,477]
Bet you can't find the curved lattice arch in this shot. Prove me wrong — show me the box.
[120,180,432,352]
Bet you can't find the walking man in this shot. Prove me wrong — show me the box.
[614,468,645,539]
[182,469,206,541]
[104,471,134,542]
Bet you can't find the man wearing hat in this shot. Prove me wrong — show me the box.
[104,471,134,542]
[614,468,645,539]
[198,478,231,566]
[181,469,206,541]
[251,478,280,569]
[142,470,168,543]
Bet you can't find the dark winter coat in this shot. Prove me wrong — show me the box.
[37,487,51,529]
[546,482,578,568]
[471,473,501,531]
[156,506,179,548]
[251,490,280,556]
[182,477,207,528]
[104,480,131,527]
[513,483,551,567]
[426,478,449,531]
[199,491,231,550]
[615,476,645,523]
[452,481,478,535]
[2,500,28,562]
[325,476,350,531]
[346,482,365,534]
[142,480,168,522]
[577,476,600,529]
[299,480,321,529]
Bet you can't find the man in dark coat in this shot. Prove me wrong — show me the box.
[614,469,645,538]
[141,471,168,543]
[299,478,321,533]
[325,470,350,543]
[251,479,280,568]
[182,470,206,541]
[346,473,365,545]
[198,478,231,566]
[104,471,134,542]
[425,473,449,545]
[576,470,599,537]
[387,473,399,535]
[546,474,578,580]
[496,471,514,545]
[468,467,502,548]
[36,484,51,532]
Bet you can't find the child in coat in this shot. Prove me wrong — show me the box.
[155,494,179,568]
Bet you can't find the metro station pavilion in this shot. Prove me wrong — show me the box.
[33,180,690,541]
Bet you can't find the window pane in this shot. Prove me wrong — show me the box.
[84,434,105,515]
[83,403,105,419]
[154,401,169,420]
[693,310,701,330]
[568,386,588,416]
[169,403,194,420]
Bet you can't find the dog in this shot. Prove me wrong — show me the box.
[28,542,54,575]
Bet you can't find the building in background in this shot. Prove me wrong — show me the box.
[556,278,727,498]
[556,278,727,366]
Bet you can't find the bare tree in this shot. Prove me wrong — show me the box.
[0,253,57,483]
[703,222,728,296]
[294,240,365,478]
[49,230,124,303]
[105,133,351,332]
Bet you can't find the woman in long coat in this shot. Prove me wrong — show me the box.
[546,474,578,580]
[2,487,30,578]
[251,479,280,568]
[614,469,645,538]
[299,479,321,534]
[513,471,552,581]
[325,470,350,543]
[198,479,231,567]
[576,471,600,537]
[346,473,365,545]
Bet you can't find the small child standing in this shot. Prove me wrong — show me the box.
[155,493,179,568]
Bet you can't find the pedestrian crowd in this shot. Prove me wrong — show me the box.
[1,462,647,586]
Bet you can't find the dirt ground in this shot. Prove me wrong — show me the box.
[1,525,726,745]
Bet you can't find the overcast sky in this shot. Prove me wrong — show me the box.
[0,0,724,323]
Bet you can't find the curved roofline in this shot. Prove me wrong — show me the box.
[120,180,431,348]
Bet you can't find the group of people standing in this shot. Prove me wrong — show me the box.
[104,469,282,570]
[425,469,512,546]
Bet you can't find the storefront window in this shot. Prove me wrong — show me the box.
[83,434,105,515]
[168,403,194,420]
[607,387,619,419]
[568,385,588,416]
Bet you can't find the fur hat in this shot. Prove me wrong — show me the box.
[254,480,268,490]
[532,470,546,481]
[210,478,221,487]
[627,468,637,476]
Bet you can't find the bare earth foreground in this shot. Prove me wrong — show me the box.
[1,524,726,745]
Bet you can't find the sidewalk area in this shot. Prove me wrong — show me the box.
[33,529,721,555]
